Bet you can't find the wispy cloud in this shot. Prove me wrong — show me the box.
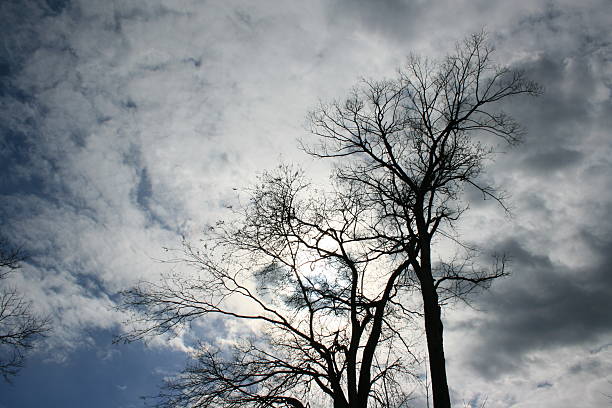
[1,0,611,406]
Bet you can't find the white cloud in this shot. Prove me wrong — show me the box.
[1,0,611,406]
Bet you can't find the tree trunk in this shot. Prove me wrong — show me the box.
[417,228,451,408]
[422,283,451,408]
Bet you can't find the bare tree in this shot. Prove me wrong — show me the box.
[118,32,538,407]
[118,166,422,408]
[0,239,50,381]
[304,32,540,407]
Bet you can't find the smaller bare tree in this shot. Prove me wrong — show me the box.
[118,167,422,408]
[0,239,50,382]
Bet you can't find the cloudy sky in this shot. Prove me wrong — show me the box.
[1,0,611,406]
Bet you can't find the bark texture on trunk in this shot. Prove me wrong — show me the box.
[418,229,451,408]
[422,285,451,408]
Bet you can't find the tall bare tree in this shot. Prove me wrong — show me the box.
[119,166,421,407]
[305,32,540,407]
[0,239,50,381]
[119,32,538,407]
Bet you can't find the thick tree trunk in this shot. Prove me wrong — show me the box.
[421,283,451,408]
[417,225,451,408]
[333,396,350,408]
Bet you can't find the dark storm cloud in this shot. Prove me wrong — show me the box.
[498,6,611,172]
[462,64,612,381]
[514,53,605,142]
[521,147,583,172]
[465,232,612,377]
[439,2,612,385]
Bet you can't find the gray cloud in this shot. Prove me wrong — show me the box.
[1,0,611,406]
[521,147,583,172]
[326,0,421,42]
[465,234,612,377]
[451,13,612,392]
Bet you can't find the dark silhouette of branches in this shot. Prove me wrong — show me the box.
[119,31,538,408]
[118,167,420,407]
[304,32,540,407]
[0,238,50,382]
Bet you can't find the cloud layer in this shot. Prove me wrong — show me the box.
[1,0,611,406]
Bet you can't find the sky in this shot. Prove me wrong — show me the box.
[0,0,611,407]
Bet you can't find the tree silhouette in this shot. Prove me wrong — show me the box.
[119,166,421,407]
[118,32,539,407]
[0,239,50,381]
[304,32,540,407]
